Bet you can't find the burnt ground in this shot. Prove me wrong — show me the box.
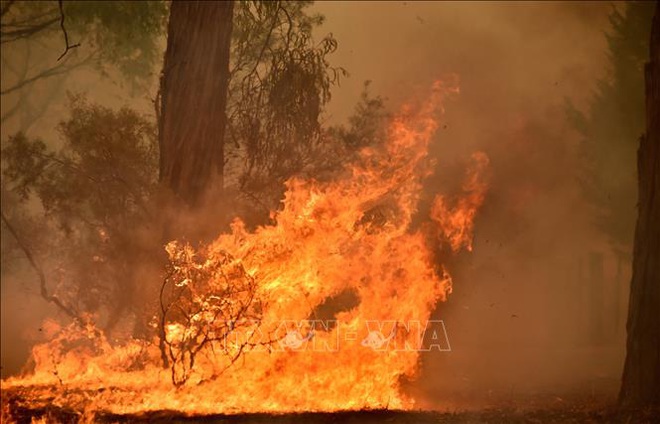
[2,387,659,424]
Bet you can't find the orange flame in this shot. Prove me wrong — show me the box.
[3,80,488,417]
[431,151,490,252]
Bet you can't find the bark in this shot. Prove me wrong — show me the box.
[159,0,234,207]
[619,1,660,409]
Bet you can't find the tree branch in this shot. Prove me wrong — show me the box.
[56,0,79,61]
[0,39,29,123]
[1,7,58,28]
[0,51,91,95]
[0,209,80,321]
[0,16,58,43]
[0,0,16,19]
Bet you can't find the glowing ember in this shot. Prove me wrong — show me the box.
[3,80,488,416]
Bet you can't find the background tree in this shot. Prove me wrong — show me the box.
[1,96,159,333]
[224,1,345,217]
[566,1,656,260]
[619,1,660,409]
[0,0,167,131]
[1,0,167,342]
[158,0,346,216]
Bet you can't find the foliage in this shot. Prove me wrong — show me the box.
[1,96,158,321]
[226,0,346,212]
[2,96,157,229]
[63,1,168,84]
[304,80,390,182]
[329,80,388,152]
[1,0,168,88]
[0,0,167,134]
[565,1,656,257]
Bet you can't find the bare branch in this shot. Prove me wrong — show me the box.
[1,7,58,28]
[56,0,79,61]
[0,96,21,122]
[0,40,29,122]
[157,244,273,386]
[0,16,58,43]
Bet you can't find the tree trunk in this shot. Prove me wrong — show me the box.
[619,1,660,409]
[159,0,234,207]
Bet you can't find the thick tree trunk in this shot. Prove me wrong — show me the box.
[619,1,660,409]
[159,0,234,207]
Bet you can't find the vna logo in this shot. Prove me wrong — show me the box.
[361,320,451,352]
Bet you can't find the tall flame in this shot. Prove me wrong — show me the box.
[3,80,488,417]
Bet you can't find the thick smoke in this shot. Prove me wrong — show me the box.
[314,1,628,408]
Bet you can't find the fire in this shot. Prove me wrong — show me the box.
[2,80,488,418]
[431,151,490,252]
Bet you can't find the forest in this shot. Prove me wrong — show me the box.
[0,1,658,422]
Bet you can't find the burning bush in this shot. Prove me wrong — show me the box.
[159,241,267,386]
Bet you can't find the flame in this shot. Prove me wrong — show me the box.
[430,151,490,252]
[2,80,488,418]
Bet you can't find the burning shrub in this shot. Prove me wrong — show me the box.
[159,241,268,386]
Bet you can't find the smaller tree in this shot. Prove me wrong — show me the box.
[159,241,268,385]
[1,96,159,332]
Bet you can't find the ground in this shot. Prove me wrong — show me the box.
[2,387,659,424]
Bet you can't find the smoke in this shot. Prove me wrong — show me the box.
[314,1,628,407]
